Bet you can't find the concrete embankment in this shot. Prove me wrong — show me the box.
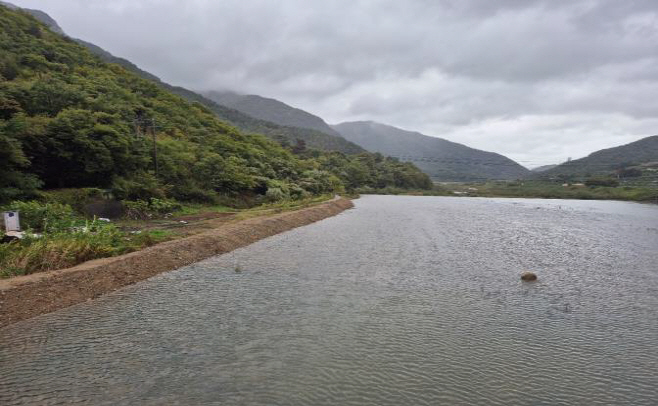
[0,198,353,328]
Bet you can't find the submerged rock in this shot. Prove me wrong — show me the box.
[521,272,537,282]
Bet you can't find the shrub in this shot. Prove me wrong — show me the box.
[299,170,343,195]
[617,168,643,178]
[39,188,105,212]
[0,219,175,278]
[288,184,309,200]
[265,187,287,202]
[2,200,75,232]
[585,178,620,187]
[0,223,123,276]
[149,198,181,213]
[169,184,218,203]
[124,198,181,219]
[123,200,151,220]
[111,174,165,201]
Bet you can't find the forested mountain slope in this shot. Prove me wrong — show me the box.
[205,91,341,137]
[0,1,64,35]
[333,121,530,181]
[0,6,431,203]
[538,136,658,178]
[1,2,363,154]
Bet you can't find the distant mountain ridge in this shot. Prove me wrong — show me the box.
[205,91,341,137]
[538,135,658,178]
[531,164,558,172]
[2,1,363,154]
[332,121,530,181]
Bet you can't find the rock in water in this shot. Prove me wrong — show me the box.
[521,272,537,281]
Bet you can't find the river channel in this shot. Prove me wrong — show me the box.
[1,195,657,405]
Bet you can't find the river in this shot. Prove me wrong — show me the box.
[1,196,657,405]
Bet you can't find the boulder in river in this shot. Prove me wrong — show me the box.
[521,272,537,282]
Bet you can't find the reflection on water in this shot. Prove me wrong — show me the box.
[1,196,657,405]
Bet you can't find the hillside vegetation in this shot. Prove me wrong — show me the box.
[448,180,658,202]
[333,121,530,181]
[538,136,658,180]
[2,1,363,155]
[205,91,342,137]
[0,6,431,204]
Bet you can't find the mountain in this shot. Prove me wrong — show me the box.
[531,164,558,172]
[0,5,432,203]
[72,38,162,83]
[205,91,341,137]
[0,1,64,35]
[163,86,363,154]
[0,2,362,155]
[332,121,530,181]
[538,135,658,179]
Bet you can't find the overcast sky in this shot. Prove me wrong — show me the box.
[10,0,658,167]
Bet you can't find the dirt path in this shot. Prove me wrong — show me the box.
[0,198,353,328]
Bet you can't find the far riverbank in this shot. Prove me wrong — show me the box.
[360,181,658,203]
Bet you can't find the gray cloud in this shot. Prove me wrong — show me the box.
[10,0,658,167]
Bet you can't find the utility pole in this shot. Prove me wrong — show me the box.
[150,118,159,178]
[133,116,160,178]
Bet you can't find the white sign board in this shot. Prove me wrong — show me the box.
[3,211,20,232]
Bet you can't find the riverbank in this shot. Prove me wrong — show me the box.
[0,194,340,279]
[443,181,658,202]
[0,197,353,328]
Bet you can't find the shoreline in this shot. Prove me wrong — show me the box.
[0,197,353,328]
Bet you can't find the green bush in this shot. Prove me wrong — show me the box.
[124,198,181,219]
[123,200,150,219]
[111,174,166,201]
[168,184,218,203]
[2,200,75,232]
[585,178,620,187]
[149,198,181,213]
[288,184,309,200]
[0,221,120,277]
[39,188,106,212]
[0,217,175,278]
[265,187,287,202]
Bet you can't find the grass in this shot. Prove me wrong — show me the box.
[0,194,337,279]
[170,204,237,216]
[157,194,335,218]
[0,227,175,279]
[226,194,336,221]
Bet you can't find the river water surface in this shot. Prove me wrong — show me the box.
[1,196,657,405]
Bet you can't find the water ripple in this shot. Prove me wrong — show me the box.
[1,196,657,405]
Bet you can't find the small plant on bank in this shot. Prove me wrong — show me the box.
[124,198,182,219]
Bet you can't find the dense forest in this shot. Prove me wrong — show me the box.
[0,6,431,205]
